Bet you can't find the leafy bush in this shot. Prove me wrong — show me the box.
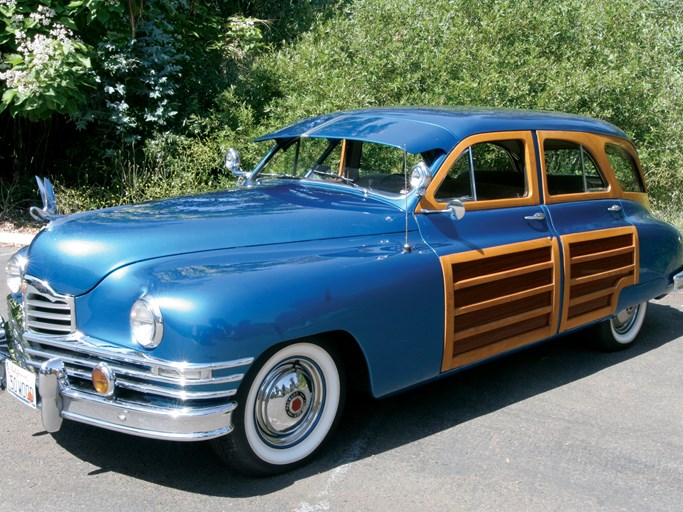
[1,0,682,227]
[229,0,683,221]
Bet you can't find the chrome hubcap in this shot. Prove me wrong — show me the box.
[612,305,638,335]
[255,358,324,447]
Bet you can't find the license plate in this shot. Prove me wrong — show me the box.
[5,359,37,409]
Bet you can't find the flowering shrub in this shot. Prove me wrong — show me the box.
[0,1,103,120]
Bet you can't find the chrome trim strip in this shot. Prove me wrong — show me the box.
[93,376,237,400]
[24,346,246,385]
[24,331,254,374]
[24,358,238,399]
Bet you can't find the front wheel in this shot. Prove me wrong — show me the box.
[212,341,344,475]
[594,301,648,351]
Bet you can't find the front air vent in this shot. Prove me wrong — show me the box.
[23,279,75,336]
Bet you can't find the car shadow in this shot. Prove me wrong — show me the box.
[49,300,683,497]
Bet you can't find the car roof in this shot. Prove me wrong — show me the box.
[255,107,630,154]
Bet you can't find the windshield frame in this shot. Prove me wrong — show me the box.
[245,136,443,205]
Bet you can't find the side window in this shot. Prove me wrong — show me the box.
[435,140,527,201]
[348,141,422,194]
[544,140,607,195]
[605,144,645,193]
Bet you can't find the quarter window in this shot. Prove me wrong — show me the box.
[544,140,607,195]
[435,140,527,201]
[605,144,645,193]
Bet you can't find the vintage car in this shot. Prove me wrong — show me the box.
[1,107,682,475]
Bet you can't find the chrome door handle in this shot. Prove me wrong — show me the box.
[608,205,622,212]
[524,212,546,221]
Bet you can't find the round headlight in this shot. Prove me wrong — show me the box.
[130,297,163,349]
[6,248,27,295]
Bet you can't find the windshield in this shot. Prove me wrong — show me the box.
[254,137,434,196]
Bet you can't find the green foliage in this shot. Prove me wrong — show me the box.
[234,0,683,215]
[1,0,683,223]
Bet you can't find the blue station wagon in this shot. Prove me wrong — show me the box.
[2,107,683,475]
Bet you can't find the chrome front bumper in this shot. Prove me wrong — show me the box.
[33,357,237,440]
[1,312,249,442]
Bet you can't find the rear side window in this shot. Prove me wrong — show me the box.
[544,140,607,195]
[605,144,645,193]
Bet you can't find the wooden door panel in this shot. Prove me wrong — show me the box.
[441,238,561,371]
[559,226,639,331]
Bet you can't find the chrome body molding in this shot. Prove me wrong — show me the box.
[22,331,252,391]
[674,270,683,291]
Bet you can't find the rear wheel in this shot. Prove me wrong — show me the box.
[594,301,648,351]
[212,341,344,475]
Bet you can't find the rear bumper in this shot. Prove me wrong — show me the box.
[674,270,683,291]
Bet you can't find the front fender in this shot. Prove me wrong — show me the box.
[76,234,445,397]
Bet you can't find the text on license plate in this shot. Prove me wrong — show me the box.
[5,359,37,409]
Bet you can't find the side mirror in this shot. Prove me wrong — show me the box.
[224,148,246,176]
[446,199,466,220]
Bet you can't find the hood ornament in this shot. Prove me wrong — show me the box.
[30,176,59,223]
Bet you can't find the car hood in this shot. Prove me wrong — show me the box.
[26,184,408,295]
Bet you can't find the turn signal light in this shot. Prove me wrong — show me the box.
[92,363,115,397]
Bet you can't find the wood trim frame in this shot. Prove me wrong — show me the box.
[558,226,639,332]
[440,237,562,372]
[601,136,651,208]
[418,131,540,213]
[338,139,348,176]
[536,130,650,206]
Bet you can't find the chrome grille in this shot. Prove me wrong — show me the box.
[23,279,75,336]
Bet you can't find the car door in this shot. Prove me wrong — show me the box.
[417,131,562,372]
[537,130,639,332]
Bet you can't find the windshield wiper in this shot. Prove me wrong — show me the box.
[256,172,302,180]
[308,169,360,188]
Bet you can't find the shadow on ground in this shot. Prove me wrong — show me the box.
[48,300,683,497]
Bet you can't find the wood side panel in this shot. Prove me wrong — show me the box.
[571,245,635,264]
[449,325,553,369]
[440,238,561,372]
[559,226,639,332]
[455,291,553,330]
[454,313,551,355]
[570,234,634,256]
[452,247,551,281]
[454,284,555,316]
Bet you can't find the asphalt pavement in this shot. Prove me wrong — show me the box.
[0,244,681,512]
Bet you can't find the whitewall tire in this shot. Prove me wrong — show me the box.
[212,341,344,475]
[595,301,648,351]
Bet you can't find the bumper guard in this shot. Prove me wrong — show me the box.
[674,270,683,292]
